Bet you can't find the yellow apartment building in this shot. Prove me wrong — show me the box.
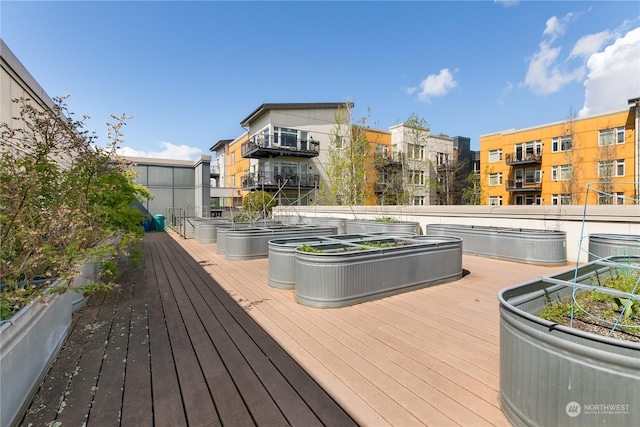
[480,100,639,206]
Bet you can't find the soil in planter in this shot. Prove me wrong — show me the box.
[539,272,640,343]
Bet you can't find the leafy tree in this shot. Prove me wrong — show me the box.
[460,172,482,205]
[320,104,370,205]
[243,190,276,218]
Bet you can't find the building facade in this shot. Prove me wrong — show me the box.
[210,102,472,208]
[480,103,639,206]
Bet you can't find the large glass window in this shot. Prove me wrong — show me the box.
[489,149,502,163]
[488,196,502,206]
[599,127,625,146]
[598,159,625,177]
[552,136,573,152]
[488,172,502,186]
[552,194,572,205]
[551,165,572,181]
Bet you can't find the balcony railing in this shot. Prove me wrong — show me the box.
[505,152,542,165]
[374,181,404,193]
[241,171,319,190]
[505,180,542,192]
[241,134,320,159]
[210,165,220,177]
[375,152,405,168]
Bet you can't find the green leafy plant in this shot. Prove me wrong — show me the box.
[242,190,276,218]
[375,216,399,223]
[298,244,324,253]
[0,96,151,320]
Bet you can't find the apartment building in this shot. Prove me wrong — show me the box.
[480,100,639,206]
[211,102,473,207]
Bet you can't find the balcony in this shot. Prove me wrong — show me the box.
[210,165,220,177]
[375,152,404,169]
[241,171,319,190]
[241,134,320,159]
[505,151,542,165]
[374,181,404,193]
[505,179,542,192]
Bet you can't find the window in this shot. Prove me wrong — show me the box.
[524,167,541,184]
[231,175,236,188]
[552,135,573,152]
[488,172,502,186]
[599,127,625,146]
[409,170,425,185]
[412,196,425,206]
[231,152,236,163]
[407,143,425,160]
[489,149,502,163]
[525,195,541,205]
[598,192,625,205]
[552,194,572,205]
[488,196,502,206]
[551,165,572,181]
[598,160,625,178]
[437,152,449,167]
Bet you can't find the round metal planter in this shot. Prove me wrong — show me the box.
[498,258,640,427]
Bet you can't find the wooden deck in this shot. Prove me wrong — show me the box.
[20,231,356,427]
[21,230,570,426]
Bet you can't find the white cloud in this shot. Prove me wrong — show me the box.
[416,68,458,103]
[494,0,519,7]
[523,11,600,95]
[405,86,417,95]
[579,27,640,116]
[118,141,203,160]
[569,30,614,58]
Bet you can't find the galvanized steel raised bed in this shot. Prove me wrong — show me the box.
[294,236,462,308]
[223,225,339,260]
[346,219,421,235]
[498,257,640,427]
[268,233,417,290]
[426,224,567,265]
[588,233,640,261]
[194,218,230,243]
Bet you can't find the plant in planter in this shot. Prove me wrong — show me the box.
[0,95,152,319]
[0,96,152,427]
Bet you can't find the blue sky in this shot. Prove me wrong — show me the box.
[2,1,639,159]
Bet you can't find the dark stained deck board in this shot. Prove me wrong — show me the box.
[20,232,356,426]
[169,239,360,427]
[159,240,328,427]
[120,249,153,427]
[89,259,135,426]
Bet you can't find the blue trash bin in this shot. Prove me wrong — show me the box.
[153,214,165,231]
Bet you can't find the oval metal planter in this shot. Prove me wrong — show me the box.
[224,225,338,261]
[294,236,462,308]
[267,233,415,290]
[426,224,567,265]
[346,219,421,235]
[498,257,640,427]
[588,233,640,261]
[194,218,229,243]
[302,217,348,234]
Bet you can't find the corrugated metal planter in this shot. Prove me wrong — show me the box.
[588,233,640,261]
[0,279,73,427]
[303,217,348,234]
[224,225,338,261]
[346,219,421,235]
[294,236,462,308]
[215,220,276,254]
[426,224,567,265]
[498,257,640,427]
[194,218,229,243]
[267,233,415,290]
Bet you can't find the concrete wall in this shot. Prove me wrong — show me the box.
[275,204,640,263]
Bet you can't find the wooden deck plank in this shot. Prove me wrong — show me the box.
[174,231,571,427]
[52,287,122,426]
[169,240,358,427]
[89,256,135,425]
[121,251,153,427]
[148,241,220,427]
[144,241,188,427]
[20,292,106,425]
